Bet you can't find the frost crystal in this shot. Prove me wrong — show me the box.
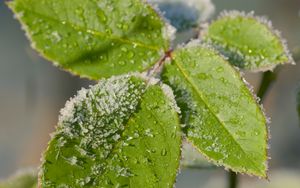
[161,84,181,113]
[46,75,146,186]
[163,23,177,42]
[58,75,145,150]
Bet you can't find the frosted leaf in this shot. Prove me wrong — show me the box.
[149,0,215,32]
[40,74,182,187]
[8,0,171,79]
[162,44,268,178]
[203,10,294,71]
[163,23,177,43]
[161,83,181,113]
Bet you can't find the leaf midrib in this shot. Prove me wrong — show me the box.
[172,55,262,174]
[18,5,163,51]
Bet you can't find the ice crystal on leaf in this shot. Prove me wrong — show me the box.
[40,74,182,187]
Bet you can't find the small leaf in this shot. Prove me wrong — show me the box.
[40,75,181,187]
[162,43,268,177]
[0,169,37,188]
[149,0,215,32]
[203,11,294,71]
[8,0,171,79]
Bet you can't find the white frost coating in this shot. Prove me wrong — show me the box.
[185,39,202,48]
[68,156,78,166]
[59,75,143,125]
[163,22,177,43]
[59,88,88,125]
[160,84,181,113]
[43,74,148,186]
[239,72,270,178]
[57,74,146,158]
[134,72,161,86]
[145,0,177,43]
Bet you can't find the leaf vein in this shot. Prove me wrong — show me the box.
[172,59,261,172]
[21,6,162,51]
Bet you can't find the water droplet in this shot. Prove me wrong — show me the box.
[119,61,125,65]
[105,28,112,35]
[97,9,107,23]
[121,47,128,52]
[51,31,61,43]
[127,51,135,58]
[236,130,246,137]
[145,128,154,137]
[171,132,176,138]
[161,148,167,156]
[198,73,208,80]
[122,24,129,30]
[216,66,224,72]
[75,7,85,22]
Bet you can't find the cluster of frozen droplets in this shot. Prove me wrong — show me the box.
[47,75,146,187]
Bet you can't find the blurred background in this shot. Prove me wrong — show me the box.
[1,0,300,187]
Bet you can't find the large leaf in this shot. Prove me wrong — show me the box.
[40,75,181,187]
[0,169,37,188]
[8,0,171,79]
[162,43,268,177]
[203,11,293,71]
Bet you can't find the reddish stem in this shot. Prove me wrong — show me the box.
[160,49,173,65]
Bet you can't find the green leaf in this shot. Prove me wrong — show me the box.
[162,43,268,177]
[8,0,171,79]
[203,11,293,71]
[0,169,37,188]
[40,75,181,187]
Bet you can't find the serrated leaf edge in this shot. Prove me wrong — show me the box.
[202,10,295,71]
[38,73,182,187]
[7,0,171,80]
[172,43,269,178]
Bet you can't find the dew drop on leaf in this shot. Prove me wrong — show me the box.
[161,148,167,156]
